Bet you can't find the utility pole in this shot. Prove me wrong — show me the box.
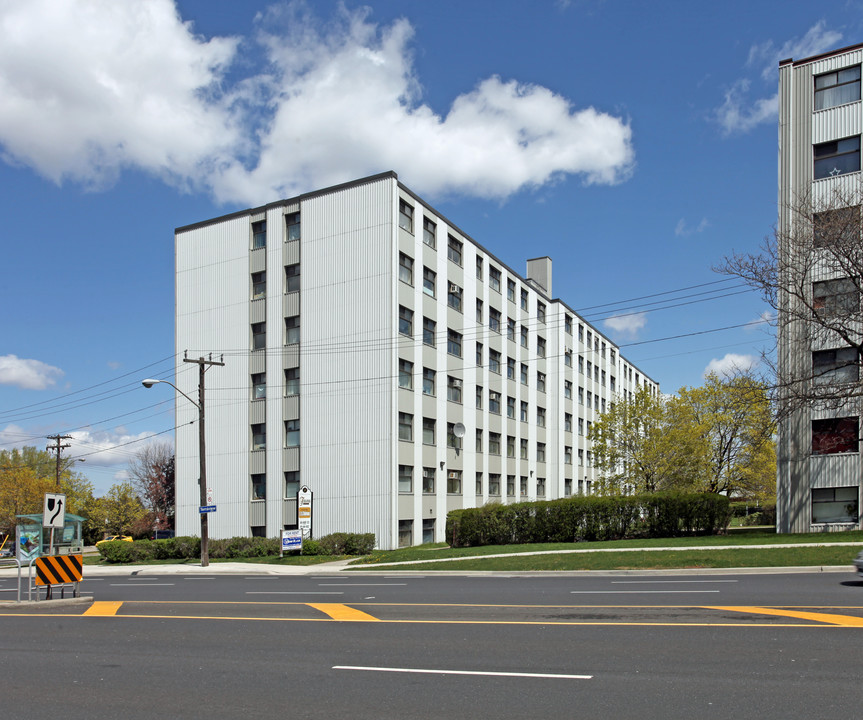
[183,354,224,567]
[46,434,72,489]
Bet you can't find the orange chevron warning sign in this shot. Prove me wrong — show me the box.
[34,554,83,585]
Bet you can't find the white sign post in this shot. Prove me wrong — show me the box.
[43,493,66,556]
[297,485,313,539]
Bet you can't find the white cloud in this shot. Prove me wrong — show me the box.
[69,427,171,467]
[716,21,842,136]
[703,353,758,377]
[0,355,64,390]
[0,1,635,204]
[674,217,709,236]
[603,312,647,339]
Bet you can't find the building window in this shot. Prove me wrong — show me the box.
[285,419,300,447]
[252,220,266,249]
[476,385,483,410]
[423,317,436,346]
[536,478,546,497]
[285,212,300,242]
[421,266,436,298]
[398,519,413,548]
[399,199,414,233]
[537,336,546,357]
[578,449,584,466]
[812,487,859,523]
[252,423,266,451]
[537,372,546,393]
[520,476,528,495]
[565,315,573,334]
[422,367,435,395]
[813,348,859,385]
[565,352,572,367]
[520,363,528,385]
[422,417,435,445]
[399,306,413,336]
[489,474,501,496]
[578,418,584,436]
[488,308,501,333]
[252,271,266,300]
[579,356,584,374]
[447,329,462,357]
[398,412,413,442]
[520,288,528,311]
[565,446,572,465]
[537,442,546,462]
[507,318,516,342]
[812,417,858,454]
[285,315,300,345]
[489,391,501,415]
[507,435,515,458]
[423,518,435,543]
[507,475,516,496]
[507,357,515,380]
[564,380,572,399]
[586,450,592,467]
[813,206,861,248]
[537,302,546,323]
[610,376,616,392]
[447,235,463,266]
[251,473,266,500]
[815,66,861,110]
[284,367,299,396]
[520,438,528,460]
[399,359,414,389]
[285,264,300,292]
[507,279,516,302]
[813,277,859,317]
[520,325,528,348]
[476,342,483,366]
[447,423,462,450]
[565,413,572,432]
[476,298,483,324]
[814,136,861,180]
[477,473,484,495]
[448,283,463,312]
[489,267,501,293]
[447,471,462,494]
[587,391,593,409]
[520,401,528,422]
[423,217,436,248]
[475,428,483,452]
[565,479,572,497]
[578,325,584,342]
[447,376,462,403]
[252,322,266,350]
[507,396,515,419]
[476,256,483,280]
[537,406,546,427]
[423,467,435,493]
[285,471,300,497]
[489,349,501,374]
[252,372,266,400]
[399,253,414,285]
[399,465,413,493]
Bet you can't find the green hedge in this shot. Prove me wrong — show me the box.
[97,533,376,563]
[446,492,731,548]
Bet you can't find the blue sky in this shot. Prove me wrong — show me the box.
[1,0,861,495]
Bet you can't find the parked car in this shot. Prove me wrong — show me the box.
[855,550,863,578]
[151,530,175,540]
[95,535,133,547]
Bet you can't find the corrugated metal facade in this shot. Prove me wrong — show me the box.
[777,45,863,533]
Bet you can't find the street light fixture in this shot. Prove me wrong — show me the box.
[142,366,221,567]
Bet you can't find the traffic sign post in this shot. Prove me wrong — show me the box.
[43,493,66,556]
[199,505,217,514]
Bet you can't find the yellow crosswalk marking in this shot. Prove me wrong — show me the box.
[83,601,123,616]
[308,603,380,621]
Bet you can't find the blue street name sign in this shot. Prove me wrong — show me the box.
[199,505,217,513]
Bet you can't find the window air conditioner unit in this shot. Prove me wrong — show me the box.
[452,378,462,387]
[565,346,572,354]
[449,283,460,293]
[448,472,460,479]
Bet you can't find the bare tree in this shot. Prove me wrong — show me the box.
[128,441,175,530]
[716,186,863,417]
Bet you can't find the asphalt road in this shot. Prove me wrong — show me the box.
[2,571,863,719]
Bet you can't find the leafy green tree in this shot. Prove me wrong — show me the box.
[101,481,147,536]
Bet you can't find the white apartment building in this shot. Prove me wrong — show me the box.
[777,44,863,532]
[174,172,658,549]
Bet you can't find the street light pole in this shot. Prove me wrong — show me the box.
[143,354,223,567]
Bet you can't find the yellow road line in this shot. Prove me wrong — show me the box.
[707,606,863,627]
[308,603,381,621]
[83,601,123,616]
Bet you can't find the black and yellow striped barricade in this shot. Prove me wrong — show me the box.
[34,554,82,600]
